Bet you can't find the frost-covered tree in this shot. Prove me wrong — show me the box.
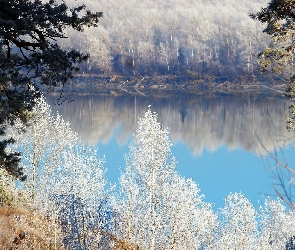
[161,173,218,249]
[8,100,295,249]
[59,0,270,76]
[251,0,295,211]
[7,96,108,248]
[8,97,78,201]
[116,108,217,249]
[117,108,176,249]
[258,197,295,249]
[210,193,295,250]
[250,0,295,131]
[214,193,259,249]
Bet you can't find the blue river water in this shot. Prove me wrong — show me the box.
[48,93,295,210]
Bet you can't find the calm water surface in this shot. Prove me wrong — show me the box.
[48,93,295,210]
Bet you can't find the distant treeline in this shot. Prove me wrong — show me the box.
[63,0,270,78]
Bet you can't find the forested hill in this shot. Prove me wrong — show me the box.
[63,0,270,79]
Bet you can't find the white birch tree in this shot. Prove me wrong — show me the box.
[117,107,175,249]
[7,96,108,249]
[257,198,295,249]
[8,96,79,203]
[214,192,259,249]
[161,173,218,249]
[116,108,217,249]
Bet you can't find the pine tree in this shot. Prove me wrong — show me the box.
[0,0,102,179]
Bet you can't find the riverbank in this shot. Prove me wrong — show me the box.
[51,74,287,99]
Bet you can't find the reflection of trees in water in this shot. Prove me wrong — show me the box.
[47,94,294,154]
[166,97,292,155]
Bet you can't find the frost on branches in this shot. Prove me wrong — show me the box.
[115,108,295,250]
[116,108,217,249]
[215,192,258,249]
[4,103,295,249]
[6,96,108,248]
[7,96,106,208]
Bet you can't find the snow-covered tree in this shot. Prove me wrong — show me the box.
[258,198,295,249]
[7,96,108,248]
[6,99,295,249]
[214,192,259,249]
[116,108,217,249]
[58,0,270,76]
[0,0,102,180]
[8,97,78,202]
[161,173,218,249]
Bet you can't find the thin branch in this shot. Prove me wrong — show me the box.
[273,184,295,210]
[8,37,44,49]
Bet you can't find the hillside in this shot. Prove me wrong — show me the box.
[61,0,270,78]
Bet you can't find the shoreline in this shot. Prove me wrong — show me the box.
[49,74,287,99]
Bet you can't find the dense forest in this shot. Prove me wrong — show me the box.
[61,0,271,79]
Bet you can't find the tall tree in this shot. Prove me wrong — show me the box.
[116,108,217,249]
[7,96,106,207]
[258,197,295,249]
[250,0,295,209]
[0,0,102,179]
[215,193,258,249]
[250,0,295,128]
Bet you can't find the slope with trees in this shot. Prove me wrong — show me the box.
[6,96,109,248]
[250,0,295,128]
[113,107,295,249]
[115,108,217,249]
[62,0,271,79]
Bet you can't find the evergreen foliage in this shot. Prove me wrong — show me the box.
[251,0,295,212]
[250,0,295,129]
[0,0,102,179]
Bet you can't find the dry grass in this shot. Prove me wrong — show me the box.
[100,230,140,250]
[0,206,141,250]
[0,206,64,250]
[114,239,140,250]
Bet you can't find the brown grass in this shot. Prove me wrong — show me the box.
[0,206,64,250]
[0,206,141,250]
[114,239,140,250]
[100,230,140,250]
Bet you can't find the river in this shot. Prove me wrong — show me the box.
[47,93,295,210]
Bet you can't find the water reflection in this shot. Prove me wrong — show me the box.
[47,94,295,155]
